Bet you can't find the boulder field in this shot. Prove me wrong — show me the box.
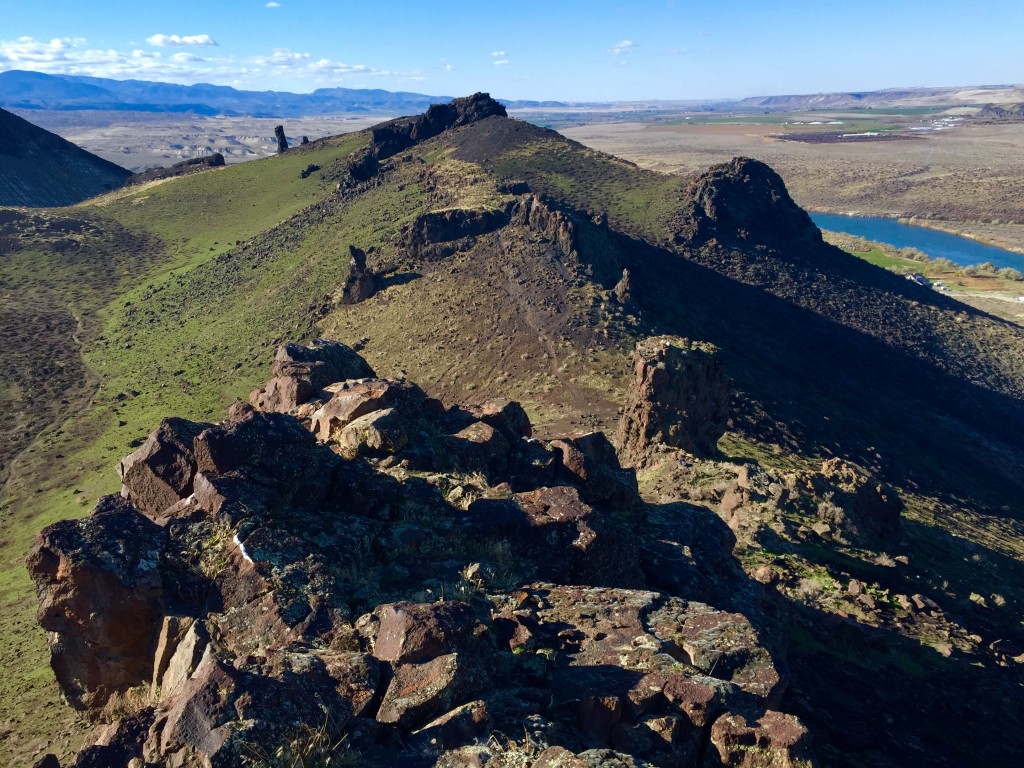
[28,338,818,768]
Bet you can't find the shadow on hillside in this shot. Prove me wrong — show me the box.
[376,270,422,292]
[611,232,1024,516]
[778,592,1024,768]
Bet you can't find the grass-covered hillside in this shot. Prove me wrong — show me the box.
[2,96,1023,766]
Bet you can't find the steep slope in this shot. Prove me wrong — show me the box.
[0,107,131,206]
[2,95,1024,766]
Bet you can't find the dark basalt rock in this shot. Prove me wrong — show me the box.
[341,244,377,304]
[26,495,167,710]
[274,124,289,153]
[118,416,211,521]
[125,153,225,187]
[675,157,822,250]
[370,93,507,160]
[402,207,510,260]
[617,336,730,465]
[250,338,376,413]
[30,340,813,768]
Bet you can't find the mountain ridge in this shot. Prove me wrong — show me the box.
[1,94,1023,767]
[0,70,568,117]
[0,106,131,205]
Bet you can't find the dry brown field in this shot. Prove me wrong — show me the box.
[563,119,1024,252]
[12,110,388,171]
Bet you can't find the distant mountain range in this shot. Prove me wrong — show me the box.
[0,106,130,206]
[736,84,1024,111]
[0,70,567,116]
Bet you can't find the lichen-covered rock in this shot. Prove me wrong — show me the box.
[466,486,642,587]
[26,495,166,710]
[708,711,817,768]
[118,417,209,520]
[617,336,729,465]
[373,601,487,664]
[35,338,813,768]
[339,406,408,457]
[376,653,486,729]
[250,339,375,413]
[311,379,402,442]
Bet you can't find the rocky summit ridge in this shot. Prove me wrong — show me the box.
[28,338,818,768]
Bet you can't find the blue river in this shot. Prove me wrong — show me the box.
[809,212,1024,271]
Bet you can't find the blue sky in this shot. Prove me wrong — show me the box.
[1,1,1021,101]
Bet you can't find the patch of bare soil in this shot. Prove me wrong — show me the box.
[11,110,390,172]
[0,296,95,493]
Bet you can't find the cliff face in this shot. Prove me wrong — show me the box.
[0,107,130,206]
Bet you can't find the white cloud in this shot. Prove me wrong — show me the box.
[0,36,415,87]
[266,2,281,6]
[146,34,218,48]
[609,40,636,55]
[490,50,506,57]
[493,59,509,66]
[445,64,455,72]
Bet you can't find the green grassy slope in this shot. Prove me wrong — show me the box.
[0,133,373,764]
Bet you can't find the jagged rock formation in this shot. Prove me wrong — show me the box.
[28,340,814,768]
[274,125,288,154]
[0,106,130,206]
[716,458,903,550]
[125,153,225,187]
[975,103,1024,121]
[674,158,822,250]
[336,93,507,191]
[613,268,633,304]
[617,336,730,466]
[370,93,507,159]
[341,245,377,304]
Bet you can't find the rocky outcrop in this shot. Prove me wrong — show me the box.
[617,336,730,466]
[274,125,288,153]
[793,459,903,548]
[249,337,376,413]
[510,194,578,258]
[341,245,377,303]
[716,458,903,551]
[613,268,633,304]
[402,207,510,260]
[29,340,812,768]
[976,103,1024,121]
[125,153,225,187]
[118,417,210,521]
[370,93,507,159]
[674,158,822,250]
[26,495,167,710]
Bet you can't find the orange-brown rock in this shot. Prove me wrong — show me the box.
[617,336,729,465]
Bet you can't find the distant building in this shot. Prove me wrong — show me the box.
[906,273,931,287]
